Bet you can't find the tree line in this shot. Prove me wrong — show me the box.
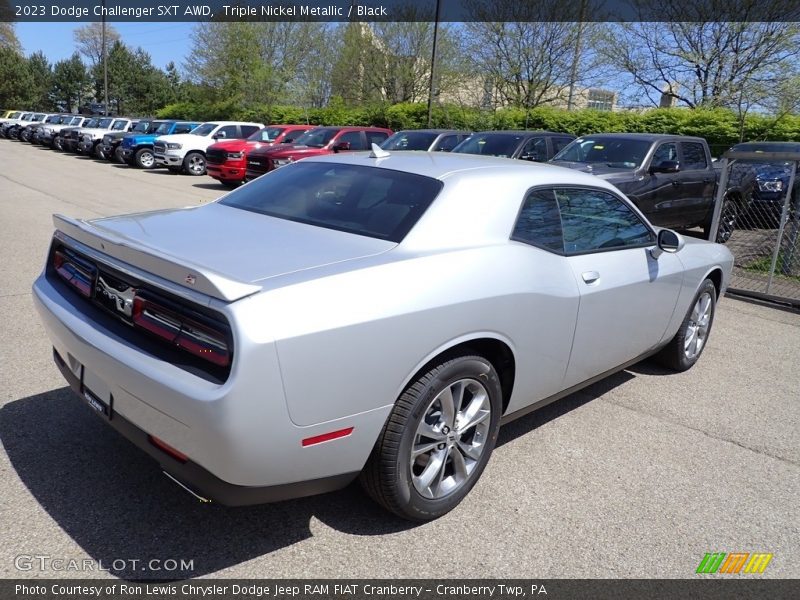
[2,2,800,135]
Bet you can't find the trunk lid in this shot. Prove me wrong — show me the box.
[54,203,395,302]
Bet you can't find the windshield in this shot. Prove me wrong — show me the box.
[154,122,173,134]
[220,162,443,242]
[45,115,60,123]
[82,118,99,128]
[381,131,439,151]
[8,112,21,119]
[145,121,164,134]
[191,123,218,136]
[452,133,523,158]
[32,113,46,120]
[248,126,285,142]
[111,120,129,131]
[552,137,651,168]
[69,117,83,125]
[97,118,114,128]
[292,128,338,148]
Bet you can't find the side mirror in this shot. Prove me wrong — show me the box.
[651,229,685,258]
[213,131,226,140]
[520,152,540,162]
[332,141,351,152]
[650,160,680,174]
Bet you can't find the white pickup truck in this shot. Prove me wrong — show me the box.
[154,121,264,175]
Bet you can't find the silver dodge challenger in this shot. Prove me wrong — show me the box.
[32,149,733,520]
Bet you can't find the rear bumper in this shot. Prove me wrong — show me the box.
[32,271,389,505]
[52,347,357,505]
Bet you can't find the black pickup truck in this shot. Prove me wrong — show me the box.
[550,133,754,242]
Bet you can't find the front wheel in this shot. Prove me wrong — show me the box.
[135,147,155,169]
[360,353,502,521]
[94,143,105,159]
[653,279,717,372]
[183,151,206,176]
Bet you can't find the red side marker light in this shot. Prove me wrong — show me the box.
[148,435,189,463]
[302,427,354,447]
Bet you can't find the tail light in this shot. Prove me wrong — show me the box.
[133,295,231,367]
[53,249,96,297]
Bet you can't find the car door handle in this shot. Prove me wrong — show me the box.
[582,271,600,284]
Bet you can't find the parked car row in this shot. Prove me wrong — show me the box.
[2,109,768,241]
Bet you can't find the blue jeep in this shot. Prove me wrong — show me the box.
[121,120,200,169]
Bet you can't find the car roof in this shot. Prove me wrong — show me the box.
[472,130,574,136]
[303,149,609,186]
[573,132,705,143]
[201,121,263,126]
[395,129,470,134]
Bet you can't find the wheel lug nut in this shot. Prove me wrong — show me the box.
[442,426,450,434]
[438,443,446,450]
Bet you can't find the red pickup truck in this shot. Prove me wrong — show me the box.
[245,126,393,180]
[206,124,313,186]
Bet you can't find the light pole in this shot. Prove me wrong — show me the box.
[102,0,108,115]
[426,0,442,127]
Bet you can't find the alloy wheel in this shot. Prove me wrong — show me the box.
[410,378,492,499]
[684,292,713,360]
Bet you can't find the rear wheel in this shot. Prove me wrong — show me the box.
[135,147,155,169]
[704,196,739,243]
[94,143,105,159]
[183,151,206,176]
[654,279,717,372]
[360,353,502,521]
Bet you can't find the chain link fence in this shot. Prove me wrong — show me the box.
[712,150,800,307]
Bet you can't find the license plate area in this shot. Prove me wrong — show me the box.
[82,368,113,420]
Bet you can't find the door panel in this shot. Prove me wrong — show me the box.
[564,248,683,386]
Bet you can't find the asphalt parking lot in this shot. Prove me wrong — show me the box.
[0,141,798,580]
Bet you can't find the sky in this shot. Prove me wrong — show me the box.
[15,22,195,70]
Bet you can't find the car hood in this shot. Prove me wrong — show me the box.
[255,145,330,159]
[86,202,395,286]
[157,133,207,144]
[549,160,637,180]
[208,139,267,152]
[78,127,112,135]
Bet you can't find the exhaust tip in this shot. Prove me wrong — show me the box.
[163,471,211,503]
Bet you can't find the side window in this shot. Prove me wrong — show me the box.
[519,137,547,162]
[174,123,194,134]
[557,188,654,254]
[553,137,573,154]
[652,142,678,166]
[435,135,460,152]
[366,131,389,146]
[283,129,308,143]
[681,142,708,170]
[216,125,239,139]
[338,131,367,150]
[512,189,564,253]
[240,125,260,138]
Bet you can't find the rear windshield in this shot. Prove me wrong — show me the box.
[452,133,523,158]
[731,142,800,153]
[220,162,443,242]
[381,131,439,151]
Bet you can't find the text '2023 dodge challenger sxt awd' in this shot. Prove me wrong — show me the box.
[32,147,733,521]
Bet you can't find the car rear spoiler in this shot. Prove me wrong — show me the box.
[53,214,261,303]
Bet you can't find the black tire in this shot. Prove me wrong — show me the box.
[135,147,156,169]
[360,353,502,521]
[183,151,206,176]
[94,143,105,160]
[704,196,739,243]
[653,279,717,372]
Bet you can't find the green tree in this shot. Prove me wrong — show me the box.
[0,46,32,107]
[27,51,53,110]
[51,53,89,112]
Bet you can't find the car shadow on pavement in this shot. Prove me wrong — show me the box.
[0,387,415,580]
[191,183,234,191]
[497,369,636,448]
